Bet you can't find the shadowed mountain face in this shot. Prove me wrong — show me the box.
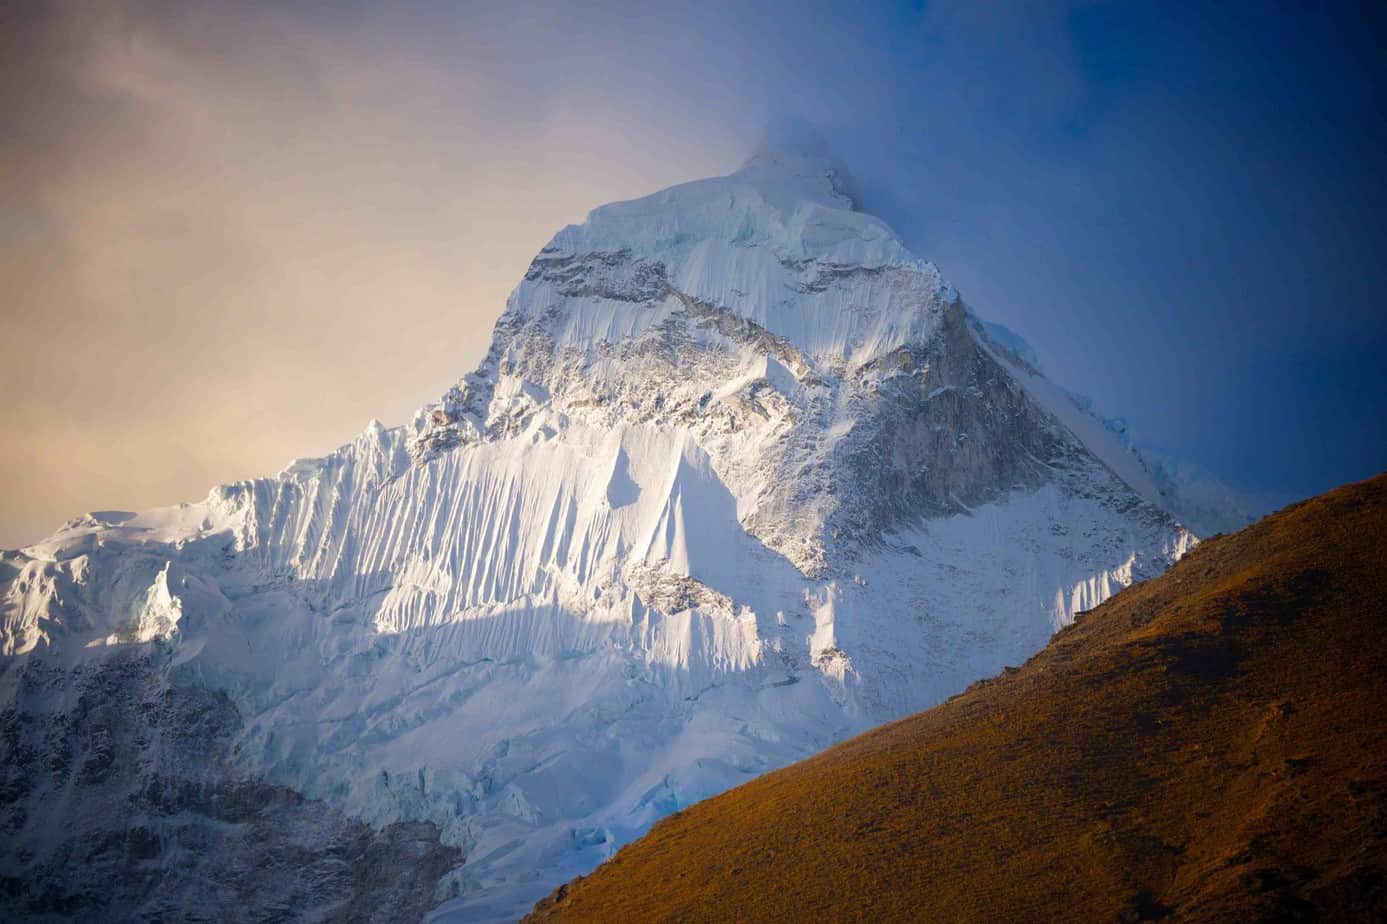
[530,474,1387,923]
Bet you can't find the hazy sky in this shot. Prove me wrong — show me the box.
[2,0,1384,548]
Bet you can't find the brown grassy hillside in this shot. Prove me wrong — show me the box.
[529,474,1387,922]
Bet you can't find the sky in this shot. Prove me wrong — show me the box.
[1,0,1384,547]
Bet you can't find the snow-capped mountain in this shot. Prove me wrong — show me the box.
[0,151,1194,922]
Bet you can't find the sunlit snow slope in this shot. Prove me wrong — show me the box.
[1,151,1193,923]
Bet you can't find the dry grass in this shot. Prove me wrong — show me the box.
[528,474,1387,922]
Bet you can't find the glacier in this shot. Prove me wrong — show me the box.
[0,150,1194,922]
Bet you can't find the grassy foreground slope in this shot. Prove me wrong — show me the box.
[529,474,1387,922]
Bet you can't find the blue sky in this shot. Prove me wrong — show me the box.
[1,0,1383,543]
[765,1,1386,503]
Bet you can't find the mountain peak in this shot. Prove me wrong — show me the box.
[512,155,927,368]
[733,148,858,210]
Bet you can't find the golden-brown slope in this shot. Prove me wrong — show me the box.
[529,474,1387,922]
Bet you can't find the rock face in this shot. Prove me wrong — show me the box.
[0,150,1193,921]
[0,653,460,923]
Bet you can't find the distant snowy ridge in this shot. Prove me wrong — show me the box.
[2,150,1193,923]
[976,318,1264,536]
